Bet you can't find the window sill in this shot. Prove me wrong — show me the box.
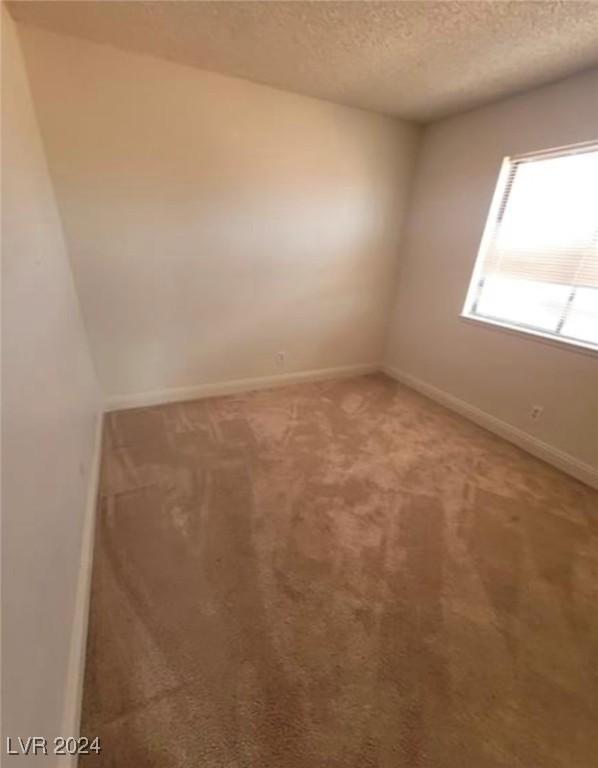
[459,313,598,359]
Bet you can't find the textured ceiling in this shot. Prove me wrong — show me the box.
[8,0,598,121]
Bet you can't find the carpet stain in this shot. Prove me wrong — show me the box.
[81,373,598,767]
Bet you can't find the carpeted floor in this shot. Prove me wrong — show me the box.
[81,373,598,767]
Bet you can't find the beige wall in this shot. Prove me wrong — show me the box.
[386,68,598,469]
[18,24,419,401]
[2,8,101,751]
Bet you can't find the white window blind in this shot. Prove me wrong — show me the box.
[463,141,598,351]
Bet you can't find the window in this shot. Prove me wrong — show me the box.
[462,141,598,352]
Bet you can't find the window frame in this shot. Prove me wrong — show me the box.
[460,140,598,358]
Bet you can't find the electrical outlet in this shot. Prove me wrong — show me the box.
[530,405,544,420]
[276,351,286,367]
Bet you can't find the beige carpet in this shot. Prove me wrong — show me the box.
[81,373,598,767]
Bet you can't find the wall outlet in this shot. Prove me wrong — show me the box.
[276,351,286,367]
[530,404,544,420]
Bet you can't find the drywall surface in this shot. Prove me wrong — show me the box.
[18,24,419,400]
[386,67,598,470]
[1,8,102,754]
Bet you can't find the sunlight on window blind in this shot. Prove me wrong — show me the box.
[464,143,598,350]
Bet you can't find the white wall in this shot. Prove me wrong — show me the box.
[386,68,598,470]
[17,24,419,402]
[1,8,102,755]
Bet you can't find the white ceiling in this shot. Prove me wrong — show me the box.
[8,0,598,121]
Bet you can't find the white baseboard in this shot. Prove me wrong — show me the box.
[106,363,379,411]
[382,365,598,490]
[53,361,595,767]
[59,412,104,765]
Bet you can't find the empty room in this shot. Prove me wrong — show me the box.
[2,1,598,766]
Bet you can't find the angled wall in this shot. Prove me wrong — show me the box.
[2,7,102,755]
